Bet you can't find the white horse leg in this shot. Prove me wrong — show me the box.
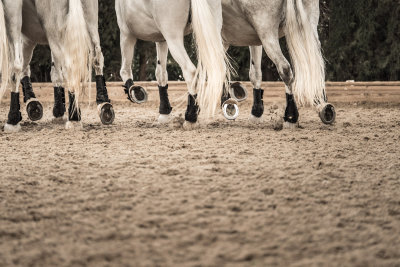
[51,52,66,120]
[49,42,82,130]
[4,5,23,133]
[88,25,115,125]
[156,41,172,124]
[259,32,299,129]
[120,33,136,84]
[166,37,199,127]
[119,33,147,104]
[20,39,43,121]
[249,45,264,122]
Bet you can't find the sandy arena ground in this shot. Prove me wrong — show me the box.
[0,97,399,266]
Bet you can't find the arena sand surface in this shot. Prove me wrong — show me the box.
[0,98,399,267]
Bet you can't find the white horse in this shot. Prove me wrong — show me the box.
[222,0,336,125]
[146,0,336,125]
[1,0,115,132]
[116,0,230,125]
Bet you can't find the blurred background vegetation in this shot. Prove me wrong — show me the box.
[29,0,400,82]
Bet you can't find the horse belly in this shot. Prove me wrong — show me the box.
[127,19,165,42]
[21,0,48,44]
[222,2,262,46]
[222,19,261,46]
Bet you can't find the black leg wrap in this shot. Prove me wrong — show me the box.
[251,88,264,118]
[95,75,111,105]
[20,76,36,103]
[185,94,199,123]
[159,85,172,115]
[68,92,81,122]
[53,87,66,118]
[284,93,299,123]
[123,79,134,101]
[7,92,22,125]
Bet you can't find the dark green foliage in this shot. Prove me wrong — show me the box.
[324,0,400,80]
[29,0,399,82]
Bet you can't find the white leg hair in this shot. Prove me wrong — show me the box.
[21,38,36,78]
[50,52,64,87]
[119,33,137,83]
[49,43,66,91]
[249,46,263,90]
[155,41,168,87]
[87,28,104,76]
[9,30,23,93]
[165,36,197,95]
[259,32,293,94]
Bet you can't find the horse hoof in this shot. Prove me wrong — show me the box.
[249,114,263,124]
[183,121,198,130]
[158,114,172,124]
[52,115,67,124]
[98,103,115,125]
[129,86,148,104]
[283,121,299,129]
[26,99,43,121]
[65,121,83,130]
[4,123,21,133]
[230,82,248,102]
[222,98,239,120]
[318,103,336,125]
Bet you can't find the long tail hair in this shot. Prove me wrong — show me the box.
[0,1,9,100]
[190,0,230,118]
[64,0,92,109]
[285,0,326,106]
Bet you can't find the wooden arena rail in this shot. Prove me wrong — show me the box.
[1,81,400,103]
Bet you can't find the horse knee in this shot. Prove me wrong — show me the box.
[280,64,294,86]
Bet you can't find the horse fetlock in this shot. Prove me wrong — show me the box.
[53,87,66,118]
[284,93,299,123]
[68,92,81,122]
[159,85,172,115]
[7,92,22,126]
[251,88,264,118]
[20,76,36,103]
[185,94,199,123]
[95,75,111,104]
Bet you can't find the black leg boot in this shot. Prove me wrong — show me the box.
[53,87,66,118]
[21,76,43,121]
[251,89,264,118]
[185,94,199,123]
[284,93,299,124]
[68,92,81,122]
[96,75,115,125]
[20,76,36,103]
[7,92,23,126]
[96,75,111,105]
[159,85,172,115]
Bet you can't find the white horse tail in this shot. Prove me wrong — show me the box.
[190,0,230,118]
[0,1,9,100]
[64,0,91,108]
[285,0,326,106]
